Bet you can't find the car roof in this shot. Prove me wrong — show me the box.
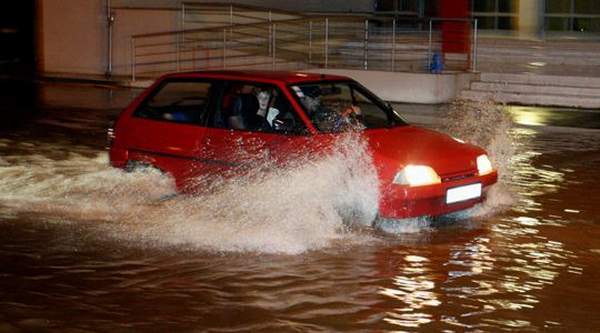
[162,70,349,84]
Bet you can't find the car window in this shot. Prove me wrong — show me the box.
[210,81,307,135]
[134,80,213,125]
[290,81,406,133]
[351,86,389,128]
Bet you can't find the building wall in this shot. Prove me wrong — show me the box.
[112,9,178,76]
[38,0,178,77]
[111,0,373,13]
[38,0,106,75]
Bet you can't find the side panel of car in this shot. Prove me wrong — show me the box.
[112,75,320,191]
[112,77,219,190]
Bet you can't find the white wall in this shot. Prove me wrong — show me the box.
[112,9,178,76]
[308,69,475,104]
[111,0,373,13]
[38,0,178,77]
[39,0,106,75]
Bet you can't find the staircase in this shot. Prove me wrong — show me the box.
[460,72,600,109]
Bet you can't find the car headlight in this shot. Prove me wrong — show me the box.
[477,154,493,175]
[393,165,441,187]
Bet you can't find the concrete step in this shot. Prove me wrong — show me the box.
[480,72,600,88]
[470,81,600,98]
[460,90,600,109]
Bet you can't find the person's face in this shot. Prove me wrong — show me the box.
[301,95,319,114]
[257,91,270,110]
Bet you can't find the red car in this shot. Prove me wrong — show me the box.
[108,70,497,219]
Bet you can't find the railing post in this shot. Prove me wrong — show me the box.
[391,18,396,72]
[364,19,369,70]
[272,23,277,70]
[181,2,186,31]
[325,17,329,68]
[176,31,181,72]
[223,28,227,69]
[130,37,136,82]
[472,19,478,72]
[308,20,313,65]
[229,4,233,25]
[193,39,197,70]
[268,10,273,56]
[427,19,433,71]
[181,3,185,69]
[105,0,114,78]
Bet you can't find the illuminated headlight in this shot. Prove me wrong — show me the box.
[393,165,441,187]
[477,154,493,175]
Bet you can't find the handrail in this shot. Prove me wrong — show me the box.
[132,15,378,39]
[130,15,479,81]
[182,2,308,19]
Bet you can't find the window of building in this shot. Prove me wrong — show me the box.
[545,0,600,32]
[375,0,421,14]
[471,0,518,30]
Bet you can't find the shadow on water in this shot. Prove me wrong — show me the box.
[0,78,38,131]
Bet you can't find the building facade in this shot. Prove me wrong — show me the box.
[37,0,600,78]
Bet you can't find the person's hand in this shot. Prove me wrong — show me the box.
[333,105,363,131]
[341,105,361,117]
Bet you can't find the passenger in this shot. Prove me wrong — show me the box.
[226,85,254,130]
[220,83,244,128]
[256,88,280,129]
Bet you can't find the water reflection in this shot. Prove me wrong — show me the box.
[1,86,600,331]
[379,254,440,329]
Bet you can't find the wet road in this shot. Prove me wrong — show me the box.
[1,82,600,332]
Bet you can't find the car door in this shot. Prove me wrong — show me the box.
[200,80,310,179]
[124,78,216,188]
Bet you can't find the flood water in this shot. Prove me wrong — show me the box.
[1,82,600,332]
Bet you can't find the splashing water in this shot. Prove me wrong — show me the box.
[0,134,380,254]
[442,99,518,217]
[0,101,519,249]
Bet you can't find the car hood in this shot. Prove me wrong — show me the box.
[363,126,485,177]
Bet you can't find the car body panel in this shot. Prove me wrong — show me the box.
[109,70,498,220]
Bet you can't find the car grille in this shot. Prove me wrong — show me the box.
[441,171,477,183]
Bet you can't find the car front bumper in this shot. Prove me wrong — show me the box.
[379,171,498,219]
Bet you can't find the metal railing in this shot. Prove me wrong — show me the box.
[181,2,304,30]
[130,15,479,81]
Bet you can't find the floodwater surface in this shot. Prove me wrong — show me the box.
[0,82,599,332]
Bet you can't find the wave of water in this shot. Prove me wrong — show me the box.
[0,102,518,252]
[441,99,518,217]
[0,135,379,254]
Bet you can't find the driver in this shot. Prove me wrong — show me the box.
[255,88,280,129]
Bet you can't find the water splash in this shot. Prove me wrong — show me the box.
[0,135,380,254]
[441,99,518,217]
[0,100,522,247]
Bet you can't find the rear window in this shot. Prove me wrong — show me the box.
[134,80,213,125]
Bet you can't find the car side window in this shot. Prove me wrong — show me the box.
[350,84,389,128]
[134,80,213,125]
[210,81,307,135]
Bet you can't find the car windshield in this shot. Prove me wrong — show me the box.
[289,81,407,133]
